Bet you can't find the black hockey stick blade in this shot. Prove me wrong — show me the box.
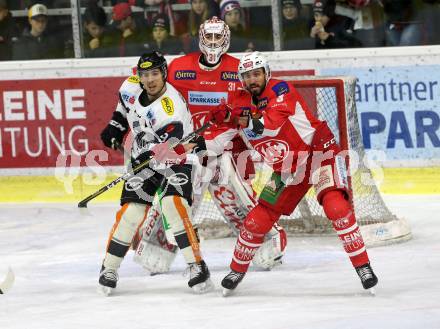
[0,268,15,294]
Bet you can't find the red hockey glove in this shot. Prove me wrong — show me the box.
[210,99,248,128]
[151,140,186,165]
[209,99,232,125]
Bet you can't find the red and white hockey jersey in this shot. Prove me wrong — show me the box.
[206,79,324,173]
[167,52,240,135]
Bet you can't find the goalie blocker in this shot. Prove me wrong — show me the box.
[133,152,287,273]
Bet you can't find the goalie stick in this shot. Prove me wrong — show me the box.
[78,122,211,208]
[0,268,15,294]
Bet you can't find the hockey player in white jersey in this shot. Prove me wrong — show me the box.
[98,51,213,295]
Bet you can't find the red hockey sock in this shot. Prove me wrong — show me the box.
[230,204,280,272]
[231,226,265,273]
[322,191,369,267]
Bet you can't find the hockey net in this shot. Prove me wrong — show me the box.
[192,75,412,247]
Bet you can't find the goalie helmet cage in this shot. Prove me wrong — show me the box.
[192,75,412,247]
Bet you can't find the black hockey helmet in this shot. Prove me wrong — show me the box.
[137,51,168,80]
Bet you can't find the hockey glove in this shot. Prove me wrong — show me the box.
[151,139,186,165]
[100,111,129,150]
[210,100,248,128]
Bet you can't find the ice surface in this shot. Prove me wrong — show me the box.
[0,195,439,329]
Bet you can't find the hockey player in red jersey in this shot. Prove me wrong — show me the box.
[134,17,287,272]
[205,51,378,295]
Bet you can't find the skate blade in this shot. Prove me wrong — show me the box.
[97,285,113,296]
[222,287,234,297]
[191,279,214,294]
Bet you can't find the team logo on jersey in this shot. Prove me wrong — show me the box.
[188,91,227,106]
[192,111,209,129]
[167,173,189,186]
[127,75,140,84]
[139,61,153,69]
[272,81,290,97]
[221,71,239,81]
[161,97,174,116]
[174,70,196,80]
[254,139,290,164]
[257,97,268,109]
[121,92,135,104]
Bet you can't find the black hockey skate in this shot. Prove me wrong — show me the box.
[355,262,378,292]
[98,266,119,296]
[221,270,246,296]
[187,260,214,294]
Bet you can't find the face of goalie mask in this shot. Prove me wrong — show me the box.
[198,16,230,65]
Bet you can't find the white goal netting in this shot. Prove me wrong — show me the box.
[191,76,412,247]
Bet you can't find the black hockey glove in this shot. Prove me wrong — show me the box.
[101,111,129,150]
[131,149,153,168]
[189,134,207,155]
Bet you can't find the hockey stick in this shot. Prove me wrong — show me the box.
[78,122,212,208]
[0,268,15,294]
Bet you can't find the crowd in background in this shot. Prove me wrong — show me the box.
[1,0,440,61]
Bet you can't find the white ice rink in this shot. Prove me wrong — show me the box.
[1,195,439,329]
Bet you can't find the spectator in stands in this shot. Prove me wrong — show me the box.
[220,0,253,52]
[142,13,183,54]
[343,0,385,48]
[12,3,64,60]
[418,0,440,45]
[382,0,422,46]
[310,0,362,49]
[246,2,273,50]
[82,2,115,58]
[109,2,150,57]
[185,0,216,52]
[281,0,313,50]
[0,0,19,61]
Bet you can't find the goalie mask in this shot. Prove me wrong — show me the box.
[199,16,230,65]
[238,51,271,85]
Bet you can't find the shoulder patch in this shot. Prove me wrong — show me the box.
[220,71,239,81]
[161,97,174,116]
[271,81,290,97]
[174,70,196,80]
[127,75,140,84]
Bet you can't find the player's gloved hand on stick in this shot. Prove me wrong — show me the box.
[101,112,128,150]
[210,99,246,128]
[151,139,187,165]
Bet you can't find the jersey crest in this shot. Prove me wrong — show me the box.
[254,139,290,164]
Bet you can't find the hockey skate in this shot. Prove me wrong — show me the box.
[355,262,378,294]
[187,260,214,294]
[98,266,118,296]
[221,270,246,296]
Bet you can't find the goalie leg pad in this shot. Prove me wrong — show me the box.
[133,206,178,273]
[134,239,178,274]
[252,224,287,270]
[161,195,202,264]
[104,202,148,270]
[322,190,370,267]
